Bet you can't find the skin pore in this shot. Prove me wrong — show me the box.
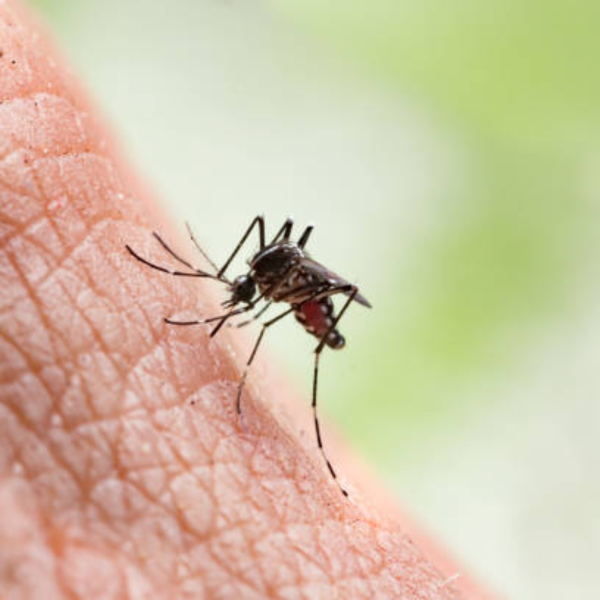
[0,1,496,597]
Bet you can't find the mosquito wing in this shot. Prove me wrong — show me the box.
[299,256,372,308]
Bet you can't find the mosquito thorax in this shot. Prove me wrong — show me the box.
[230,274,256,304]
[251,243,303,283]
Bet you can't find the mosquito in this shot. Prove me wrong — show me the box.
[125,215,371,496]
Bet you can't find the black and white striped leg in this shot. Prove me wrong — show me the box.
[271,217,294,244]
[312,287,358,498]
[235,301,273,328]
[235,305,296,414]
[185,222,220,273]
[164,304,254,330]
[151,232,196,271]
[297,224,314,249]
[164,264,296,338]
[125,244,215,278]
[218,215,266,279]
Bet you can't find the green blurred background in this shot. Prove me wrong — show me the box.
[30,0,600,597]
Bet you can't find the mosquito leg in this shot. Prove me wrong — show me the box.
[209,285,271,337]
[185,222,220,273]
[125,245,214,278]
[163,319,205,327]
[297,224,314,249]
[236,305,296,414]
[234,273,329,415]
[166,262,296,336]
[164,304,253,328]
[271,217,294,244]
[218,215,266,279]
[152,232,196,271]
[235,301,273,328]
[312,287,358,498]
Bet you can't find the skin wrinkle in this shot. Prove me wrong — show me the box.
[0,2,470,598]
[0,478,65,599]
[0,160,122,314]
[0,66,156,600]
[111,384,230,550]
[2,296,58,450]
[1,234,464,600]
[51,220,172,431]
[7,95,226,572]
[0,163,41,216]
[155,431,214,515]
[236,492,271,595]
[4,170,113,290]
[52,263,126,387]
[12,219,61,284]
[0,326,35,383]
[7,274,102,483]
[277,529,329,586]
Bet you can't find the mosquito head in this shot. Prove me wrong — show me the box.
[225,274,256,307]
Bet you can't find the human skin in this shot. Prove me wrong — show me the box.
[0,1,498,598]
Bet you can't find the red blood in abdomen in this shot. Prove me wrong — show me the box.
[301,300,329,334]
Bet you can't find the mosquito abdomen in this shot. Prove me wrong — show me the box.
[325,330,345,349]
